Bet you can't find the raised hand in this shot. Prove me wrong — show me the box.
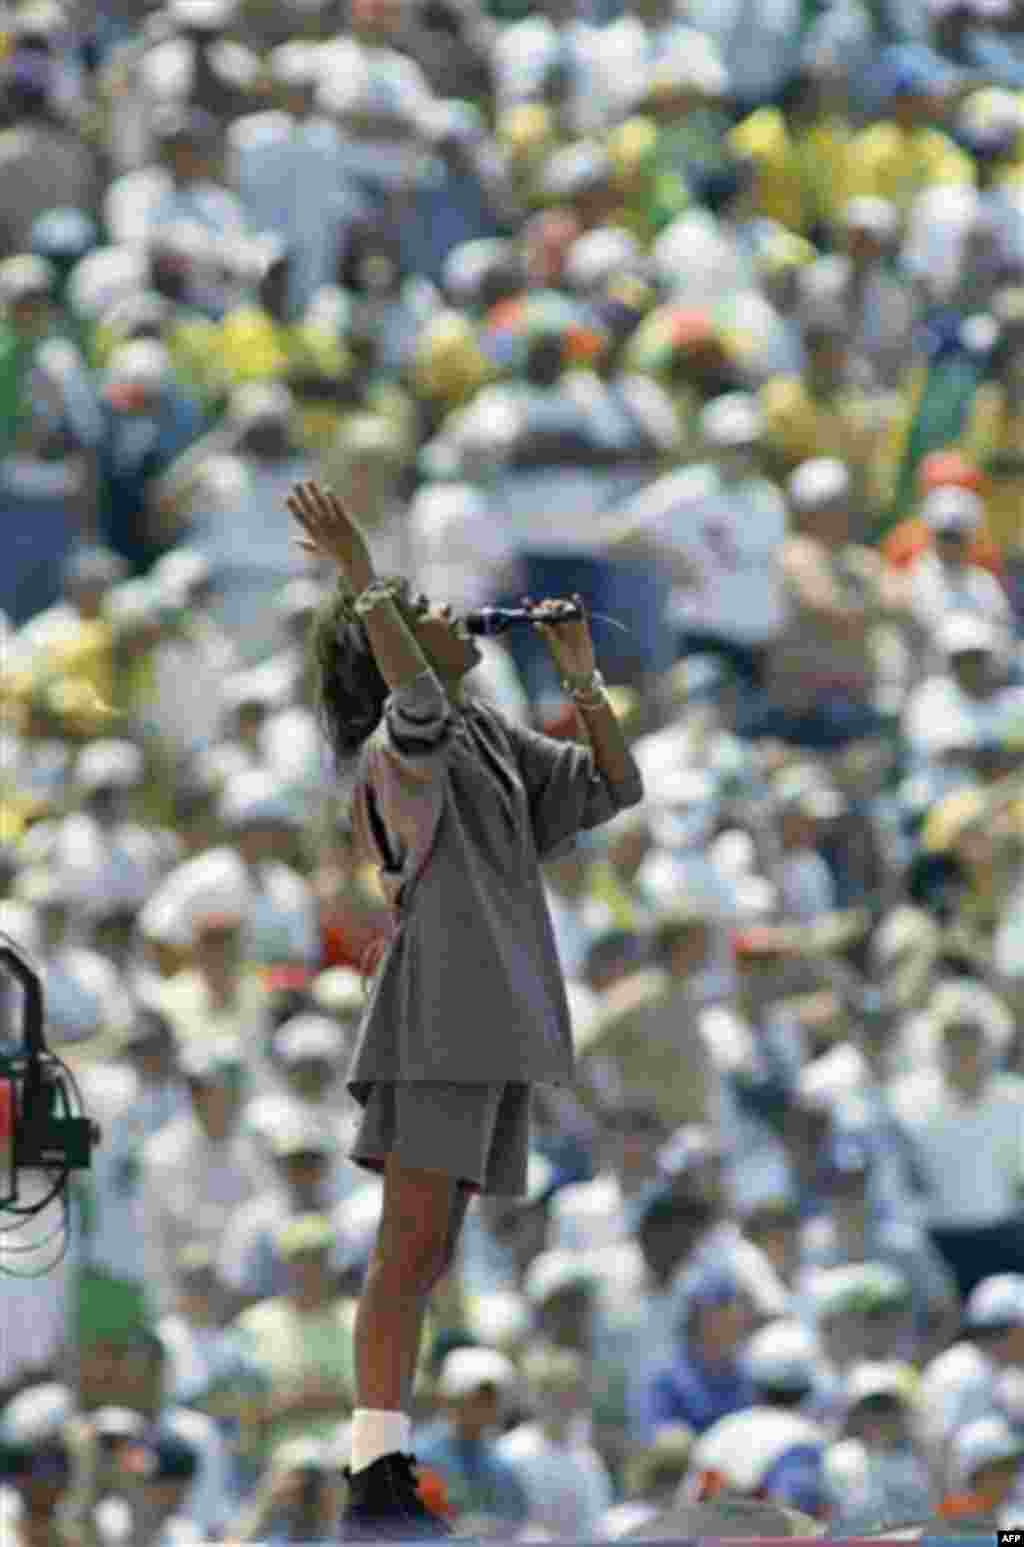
[525,593,596,680]
[287,481,375,593]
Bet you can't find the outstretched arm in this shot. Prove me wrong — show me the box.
[288,480,431,695]
[529,593,643,800]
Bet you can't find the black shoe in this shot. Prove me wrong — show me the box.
[341,1451,454,1540]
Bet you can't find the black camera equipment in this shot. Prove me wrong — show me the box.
[0,933,99,1274]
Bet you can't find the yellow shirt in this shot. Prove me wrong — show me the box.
[37,617,115,711]
[216,307,353,449]
[958,383,1024,553]
[729,109,851,233]
[844,122,975,212]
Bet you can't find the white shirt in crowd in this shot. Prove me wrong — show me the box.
[617,463,788,646]
[887,1068,1024,1230]
[73,1060,190,1284]
[55,812,171,915]
[917,1338,998,1457]
[495,1417,615,1538]
[902,674,1024,763]
[908,553,1014,657]
[140,1112,273,1315]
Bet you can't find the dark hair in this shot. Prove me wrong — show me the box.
[309,582,397,763]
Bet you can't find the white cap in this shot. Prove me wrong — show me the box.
[952,1415,1024,1487]
[75,740,144,791]
[311,967,365,1020]
[0,1383,74,1446]
[267,40,322,88]
[104,339,171,392]
[647,36,728,97]
[105,578,161,629]
[218,769,298,830]
[436,1347,518,1401]
[787,457,851,512]
[228,381,295,431]
[67,247,148,324]
[922,485,985,534]
[700,392,764,447]
[173,847,252,937]
[221,669,279,716]
[0,254,55,304]
[844,1362,914,1410]
[464,1291,532,1351]
[272,1014,346,1065]
[179,1034,244,1082]
[744,1320,819,1393]
[169,0,237,27]
[138,886,192,948]
[841,197,900,240]
[564,228,642,296]
[938,610,1001,656]
[150,547,211,602]
[523,1248,597,1305]
[932,978,1013,1053]
[965,1273,1024,1330]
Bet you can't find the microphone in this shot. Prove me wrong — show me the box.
[463,604,583,638]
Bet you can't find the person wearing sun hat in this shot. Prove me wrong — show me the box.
[825,1362,932,1533]
[145,846,270,1055]
[95,335,207,573]
[609,391,787,708]
[139,1037,270,1316]
[413,1347,527,1530]
[230,1212,356,1463]
[216,768,319,970]
[681,1370,829,1523]
[883,450,1004,575]
[844,45,974,214]
[1,250,106,626]
[218,1107,349,1307]
[918,1274,1024,1473]
[0,1381,78,1547]
[887,977,1024,1299]
[907,485,1013,657]
[902,607,1024,770]
[939,1414,1024,1527]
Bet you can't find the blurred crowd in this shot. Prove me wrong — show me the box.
[6,0,1024,1537]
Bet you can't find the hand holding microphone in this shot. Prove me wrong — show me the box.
[463,600,584,636]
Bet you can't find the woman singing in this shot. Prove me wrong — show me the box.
[287,480,643,1537]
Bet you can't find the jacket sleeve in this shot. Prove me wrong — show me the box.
[350,670,452,907]
[503,716,644,861]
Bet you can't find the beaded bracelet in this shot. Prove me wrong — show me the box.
[353,579,404,617]
[562,668,606,708]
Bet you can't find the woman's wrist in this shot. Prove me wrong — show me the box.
[353,577,402,616]
[562,667,605,704]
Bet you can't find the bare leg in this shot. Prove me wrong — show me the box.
[354,1158,458,1412]
[399,1182,474,1412]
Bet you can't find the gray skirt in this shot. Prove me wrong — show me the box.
[351,1082,532,1197]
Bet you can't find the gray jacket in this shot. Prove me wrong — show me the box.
[349,669,643,1090]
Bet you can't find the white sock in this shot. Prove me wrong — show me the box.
[350,1409,412,1474]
